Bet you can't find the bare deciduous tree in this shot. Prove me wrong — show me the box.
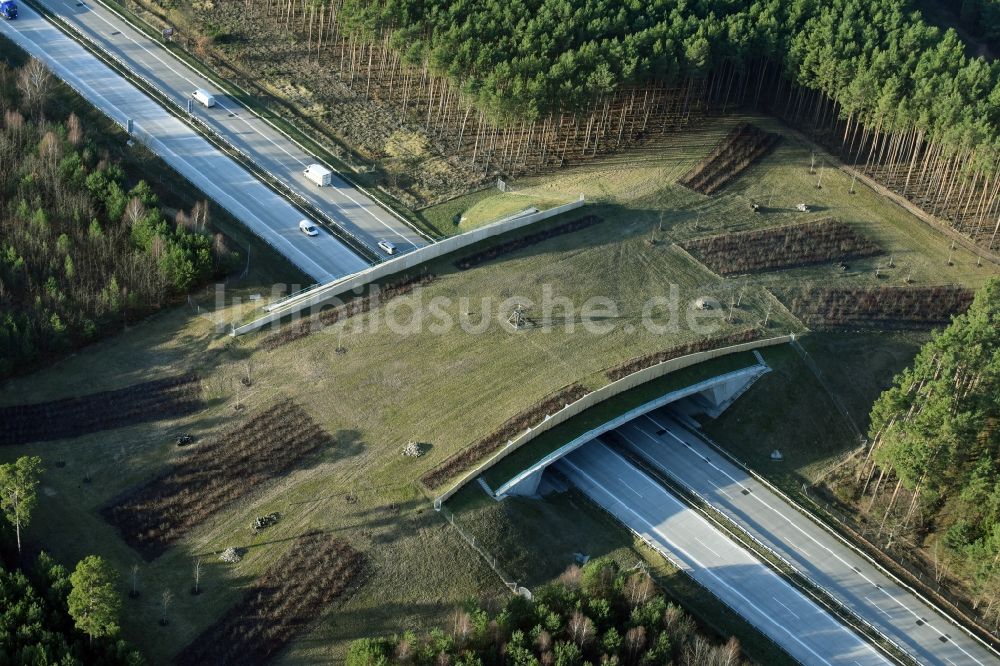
[123,197,146,228]
[191,200,210,232]
[159,589,173,626]
[4,109,25,131]
[38,131,62,168]
[129,564,139,598]
[567,611,594,647]
[242,358,255,387]
[624,571,654,608]
[395,637,413,662]
[932,540,944,584]
[719,636,742,666]
[450,609,471,645]
[192,559,202,594]
[664,602,696,644]
[683,635,714,665]
[17,58,53,119]
[67,112,83,145]
[624,625,647,662]
[212,232,228,258]
[557,564,582,589]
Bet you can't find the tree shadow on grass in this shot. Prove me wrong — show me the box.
[423,203,656,280]
[322,428,366,465]
[292,600,470,649]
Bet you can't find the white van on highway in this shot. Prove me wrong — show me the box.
[192,89,216,108]
[303,163,333,187]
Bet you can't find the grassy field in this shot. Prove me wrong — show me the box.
[2,114,996,663]
[471,115,994,290]
[699,332,928,493]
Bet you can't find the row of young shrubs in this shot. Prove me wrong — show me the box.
[679,123,779,195]
[605,329,761,382]
[682,218,883,276]
[420,383,589,490]
[102,399,330,560]
[176,532,363,665]
[780,286,974,330]
[259,274,437,351]
[454,216,603,271]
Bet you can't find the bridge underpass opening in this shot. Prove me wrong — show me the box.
[493,359,771,498]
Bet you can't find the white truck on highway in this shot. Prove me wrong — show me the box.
[192,89,216,107]
[303,163,333,187]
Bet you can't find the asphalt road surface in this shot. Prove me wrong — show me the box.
[0,3,369,283]
[38,0,428,255]
[618,412,1000,666]
[556,441,891,666]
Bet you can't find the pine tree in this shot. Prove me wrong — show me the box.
[67,555,121,645]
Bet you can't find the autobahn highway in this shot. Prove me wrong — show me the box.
[35,0,429,255]
[616,412,1000,666]
[556,442,891,666]
[0,2,369,282]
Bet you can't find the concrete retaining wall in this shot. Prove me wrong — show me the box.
[432,334,795,507]
[233,197,587,335]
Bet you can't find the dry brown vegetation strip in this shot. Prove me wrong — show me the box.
[420,383,590,490]
[259,274,437,351]
[0,374,201,446]
[102,400,331,560]
[779,286,973,330]
[605,329,761,381]
[174,531,364,665]
[679,123,780,194]
[454,215,603,270]
[681,219,883,276]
